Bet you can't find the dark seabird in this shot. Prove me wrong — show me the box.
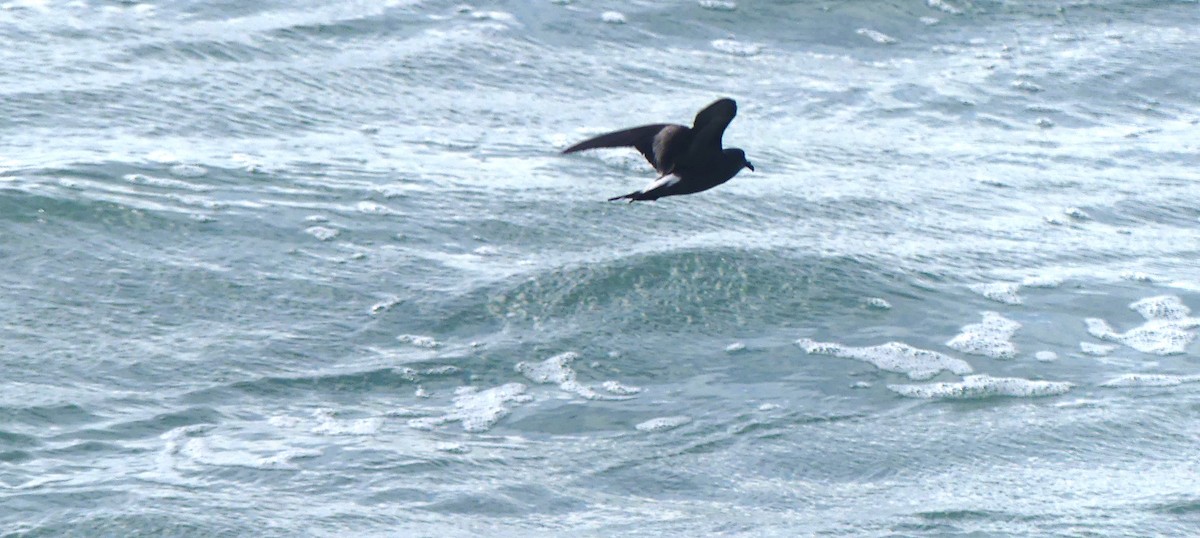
[562,97,754,202]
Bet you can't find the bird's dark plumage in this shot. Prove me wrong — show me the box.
[562,97,754,202]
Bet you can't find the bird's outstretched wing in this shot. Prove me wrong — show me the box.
[685,98,737,162]
[562,123,689,176]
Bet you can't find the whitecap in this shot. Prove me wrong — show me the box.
[711,39,762,56]
[1021,275,1063,288]
[435,442,470,454]
[397,334,439,348]
[601,381,642,395]
[411,383,531,433]
[970,282,1023,305]
[927,0,962,14]
[636,416,692,432]
[1063,207,1090,220]
[1121,271,1155,283]
[600,11,625,24]
[698,0,736,11]
[1034,351,1058,362]
[356,201,397,215]
[169,164,208,178]
[304,226,339,241]
[311,409,382,435]
[369,296,403,314]
[856,28,897,44]
[516,352,630,400]
[725,342,746,353]
[863,297,892,309]
[422,365,460,376]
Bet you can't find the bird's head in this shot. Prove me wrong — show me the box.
[725,148,755,172]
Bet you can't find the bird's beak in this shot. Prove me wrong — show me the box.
[745,161,755,172]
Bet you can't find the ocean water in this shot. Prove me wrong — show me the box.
[2,0,1200,535]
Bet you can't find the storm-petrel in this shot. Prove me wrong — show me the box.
[562,97,754,202]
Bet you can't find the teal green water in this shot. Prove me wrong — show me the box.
[3,1,1200,536]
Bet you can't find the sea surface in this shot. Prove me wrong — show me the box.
[2,0,1200,536]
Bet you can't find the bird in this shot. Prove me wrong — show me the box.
[561,97,754,202]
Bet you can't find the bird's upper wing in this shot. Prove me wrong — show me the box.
[684,98,737,163]
[562,123,689,175]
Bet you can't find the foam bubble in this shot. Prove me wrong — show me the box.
[600,11,625,24]
[856,28,897,44]
[1100,373,1200,388]
[920,16,940,25]
[796,339,973,380]
[970,282,1023,305]
[851,381,873,389]
[636,416,692,432]
[1084,295,1200,355]
[758,403,781,411]
[946,312,1020,359]
[889,375,1073,399]
[304,226,339,241]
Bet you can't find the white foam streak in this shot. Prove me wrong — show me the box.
[889,375,1073,399]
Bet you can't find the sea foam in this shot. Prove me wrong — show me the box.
[889,375,1073,399]
[797,339,973,380]
[1084,295,1200,355]
[946,311,1021,359]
